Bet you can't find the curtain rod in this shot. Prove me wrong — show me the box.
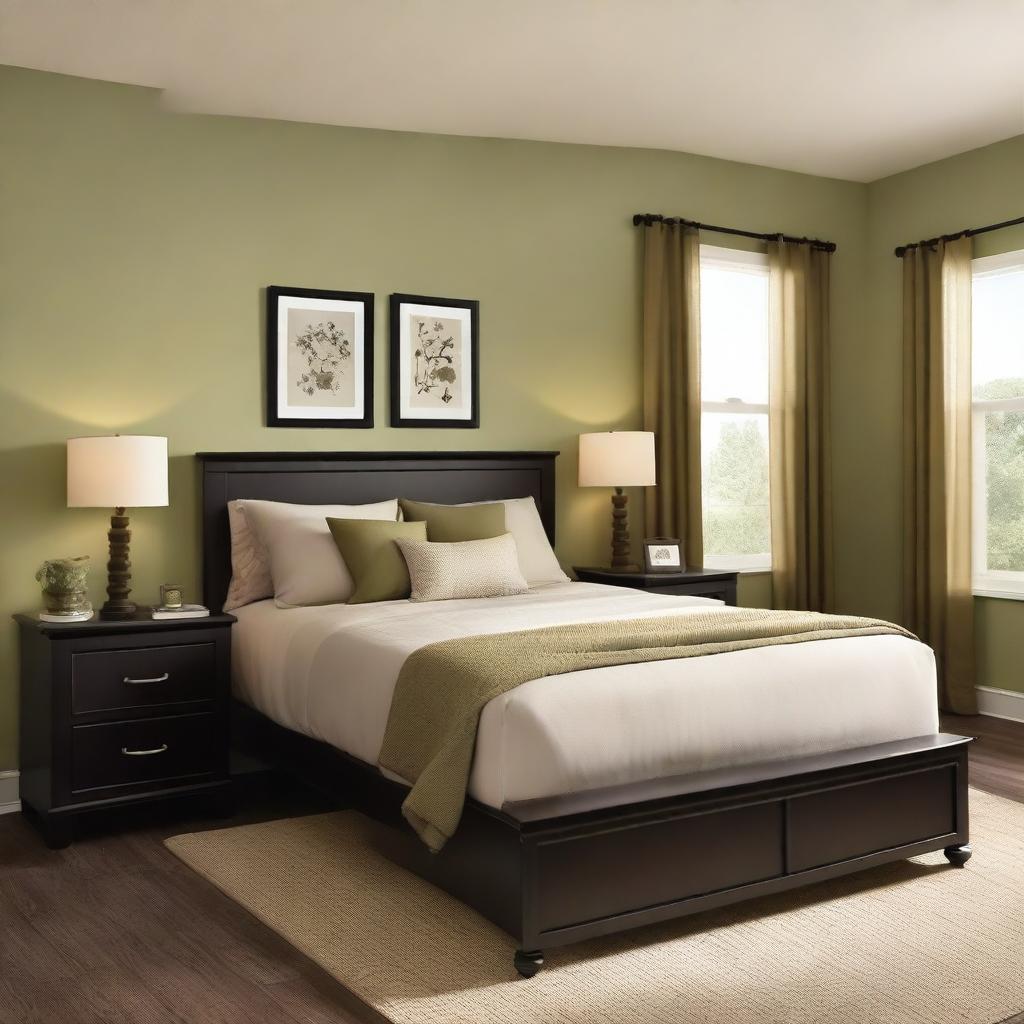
[632,213,837,253]
[894,213,1024,257]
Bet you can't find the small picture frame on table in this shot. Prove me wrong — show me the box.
[266,285,374,428]
[643,537,684,573]
[389,293,479,428]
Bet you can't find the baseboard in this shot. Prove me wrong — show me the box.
[0,770,20,815]
[976,685,1024,724]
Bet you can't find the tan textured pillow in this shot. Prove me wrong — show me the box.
[224,501,273,611]
[396,534,529,602]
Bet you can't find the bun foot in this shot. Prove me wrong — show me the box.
[944,843,972,867]
[514,949,544,978]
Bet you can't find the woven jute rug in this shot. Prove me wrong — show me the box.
[166,788,1024,1024]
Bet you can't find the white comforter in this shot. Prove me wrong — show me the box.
[232,582,939,809]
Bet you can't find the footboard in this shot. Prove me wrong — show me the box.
[505,734,971,962]
[232,701,971,979]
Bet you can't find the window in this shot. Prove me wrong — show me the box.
[972,249,1024,598]
[699,245,771,572]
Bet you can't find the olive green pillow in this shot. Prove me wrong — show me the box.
[398,498,506,542]
[326,518,428,604]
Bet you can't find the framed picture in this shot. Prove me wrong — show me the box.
[389,293,479,428]
[643,537,684,573]
[266,285,374,428]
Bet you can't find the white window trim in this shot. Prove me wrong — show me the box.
[700,244,772,574]
[704,553,772,573]
[973,581,1024,601]
[700,244,769,273]
[970,248,1024,599]
[973,249,1024,276]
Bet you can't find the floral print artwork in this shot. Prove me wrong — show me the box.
[409,314,462,410]
[286,308,357,409]
[413,319,458,404]
[295,321,350,396]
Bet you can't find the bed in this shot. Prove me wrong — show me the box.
[200,450,973,978]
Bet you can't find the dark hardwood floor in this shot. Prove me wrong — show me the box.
[0,715,1021,1024]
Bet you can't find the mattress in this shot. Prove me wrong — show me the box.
[231,581,939,809]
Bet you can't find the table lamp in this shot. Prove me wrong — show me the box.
[578,431,656,571]
[67,435,169,620]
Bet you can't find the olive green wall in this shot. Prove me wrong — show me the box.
[0,65,874,771]
[5,64,1022,777]
[866,135,1024,696]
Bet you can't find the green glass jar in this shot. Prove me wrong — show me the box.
[35,556,92,617]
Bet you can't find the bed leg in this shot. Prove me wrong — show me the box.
[514,949,544,978]
[944,843,972,867]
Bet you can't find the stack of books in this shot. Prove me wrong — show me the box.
[151,603,210,620]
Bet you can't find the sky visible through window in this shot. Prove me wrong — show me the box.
[700,262,769,404]
[973,266,1024,398]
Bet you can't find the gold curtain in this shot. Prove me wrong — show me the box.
[767,239,834,611]
[641,221,703,567]
[901,236,976,714]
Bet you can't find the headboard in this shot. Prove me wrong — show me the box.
[198,450,559,612]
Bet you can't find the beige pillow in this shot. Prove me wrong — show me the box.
[223,501,274,611]
[242,498,400,607]
[396,534,530,602]
[456,497,568,586]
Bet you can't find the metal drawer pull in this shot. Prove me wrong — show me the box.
[122,744,169,757]
[123,672,170,685]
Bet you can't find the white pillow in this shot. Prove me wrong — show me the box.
[241,498,400,607]
[420,496,568,586]
[396,534,530,602]
[223,501,274,612]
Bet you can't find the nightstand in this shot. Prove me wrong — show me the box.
[14,611,235,848]
[573,566,739,605]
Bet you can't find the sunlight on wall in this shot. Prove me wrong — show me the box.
[0,382,194,431]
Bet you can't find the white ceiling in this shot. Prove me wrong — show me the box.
[3,0,1023,182]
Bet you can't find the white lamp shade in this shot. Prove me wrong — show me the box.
[578,431,656,488]
[67,435,169,508]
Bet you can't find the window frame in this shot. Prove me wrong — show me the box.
[698,244,772,574]
[970,248,1024,600]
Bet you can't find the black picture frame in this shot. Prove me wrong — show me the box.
[643,536,685,573]
[389,293,480,428]
[266,285,374,428]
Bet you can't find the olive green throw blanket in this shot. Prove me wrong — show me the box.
[378,608,916,851]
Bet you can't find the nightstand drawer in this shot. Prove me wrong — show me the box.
[72,713,220,793]
[650,581,737,602]
[573,566,739,606]
[71,642,217,714]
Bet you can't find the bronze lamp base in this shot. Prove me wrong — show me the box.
[608,487,639,572]
[99,506,137,620]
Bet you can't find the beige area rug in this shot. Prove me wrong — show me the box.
[166,788,1024,1024]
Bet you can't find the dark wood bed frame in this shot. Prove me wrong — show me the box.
[200,450,973,978]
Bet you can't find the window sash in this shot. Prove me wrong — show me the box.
[699,245,772,574]
[971,392,1024,596]
[971,249,1024,598]
[702,400,769,415]
[701,403,771,573]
